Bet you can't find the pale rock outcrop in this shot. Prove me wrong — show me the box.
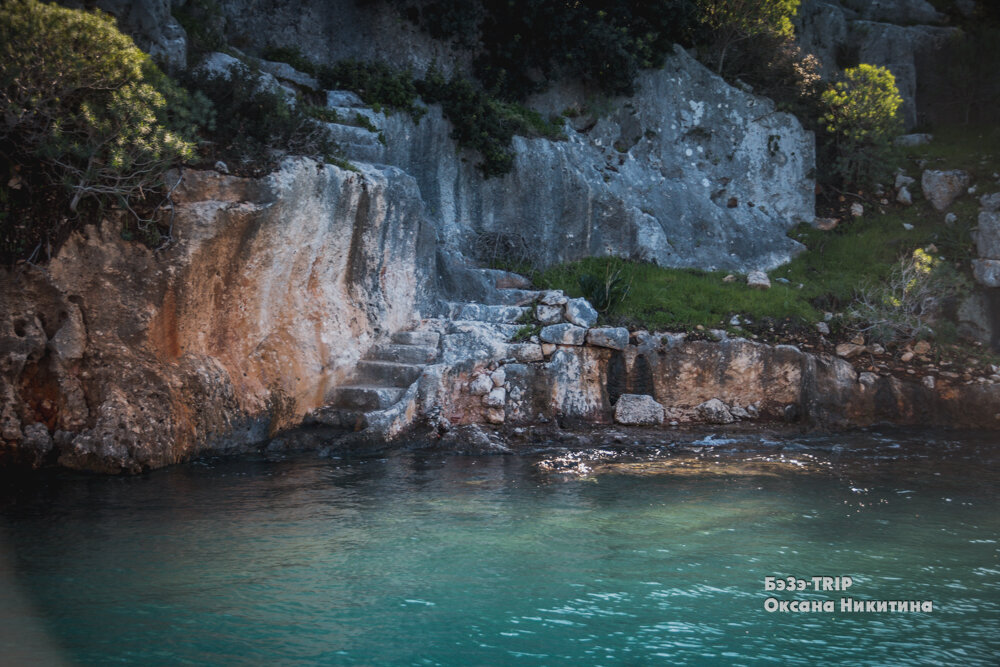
[540,324,588,346]
[564,298,599,328]
[695,398,735,424]
[922,169,971,211]
[614,394,665,426]
[586,328,629,351]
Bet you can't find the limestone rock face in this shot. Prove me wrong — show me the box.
[381,46,814,273]
[0,158,433,471]
[614,394,665,426]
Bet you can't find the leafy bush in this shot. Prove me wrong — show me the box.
[820,64,903,187]
[697,0,799,75]
[317,59,424,118]
[182,62,337,171]
[378,0,698,100]
[172,0,226,56]
[850,249,968,344]
[418,69,564,176]
[0,0,208,258]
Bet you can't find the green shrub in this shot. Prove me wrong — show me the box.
[820,64,903,187]
[182,61,338,170]
[317,59,424,119]
[172,0,225,56]
[418,68,564,177]
[0,0,208,258]
[697,0,799,75]
[261,45,318,77]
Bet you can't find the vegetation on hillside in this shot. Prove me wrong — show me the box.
[0,0,212,258]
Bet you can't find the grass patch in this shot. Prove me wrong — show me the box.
[535,124,999,333]
[536,257,819,330]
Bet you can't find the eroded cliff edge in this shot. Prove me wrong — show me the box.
[1,159,434,471]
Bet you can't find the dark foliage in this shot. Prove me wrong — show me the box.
[181,62,338,173]
[374,0,700,99]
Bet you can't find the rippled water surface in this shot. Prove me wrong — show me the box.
[1,429,998,665]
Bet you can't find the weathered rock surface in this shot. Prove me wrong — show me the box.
[1,158,433,471]
[586,328,629,351]
[614,394,664,426]
[696,398,735,424]
[379,46,814,272]
[564,298,599,329]
[539,324,588,346]
[922,170,971,211]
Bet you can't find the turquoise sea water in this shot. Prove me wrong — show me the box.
[0,429,997,665]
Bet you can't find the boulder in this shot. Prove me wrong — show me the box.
[747,271,771,290]
[440,425,511,455]
[614,394,665,426]
[490,368,506,387]
[896,186,912,206]
[850,203,864,217]
[980,193,1000,212]
[922,170,971,211]
[972,259,1000,288]
[974,211,1000,259]
[468,374,493,396]
[540,290,568,306]
[564,298,599,328]
[895,134,933,147]
[540,323,588,346]
[483,387,506,408]
[586,327,629,350]
[895,173,915,189]
[536,304,563,324]
[836,343,866,359]
[695,398,735,424]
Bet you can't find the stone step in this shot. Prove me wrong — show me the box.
[369,343,439,364]
[495,288,544,306]
[445,302,528,323]
[306,406,367,430]
[324,122,380,144]
[327,385,406,411]
[391,330,441,347]
[445,321,524,339]
[356,360,424,387]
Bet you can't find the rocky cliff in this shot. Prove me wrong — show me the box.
[1,159,434,471]
[5,0,997,473]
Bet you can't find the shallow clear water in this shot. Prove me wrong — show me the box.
[1,429,998,665]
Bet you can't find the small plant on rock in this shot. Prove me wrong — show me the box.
[849,248,968,344]
[578,262,632,314]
